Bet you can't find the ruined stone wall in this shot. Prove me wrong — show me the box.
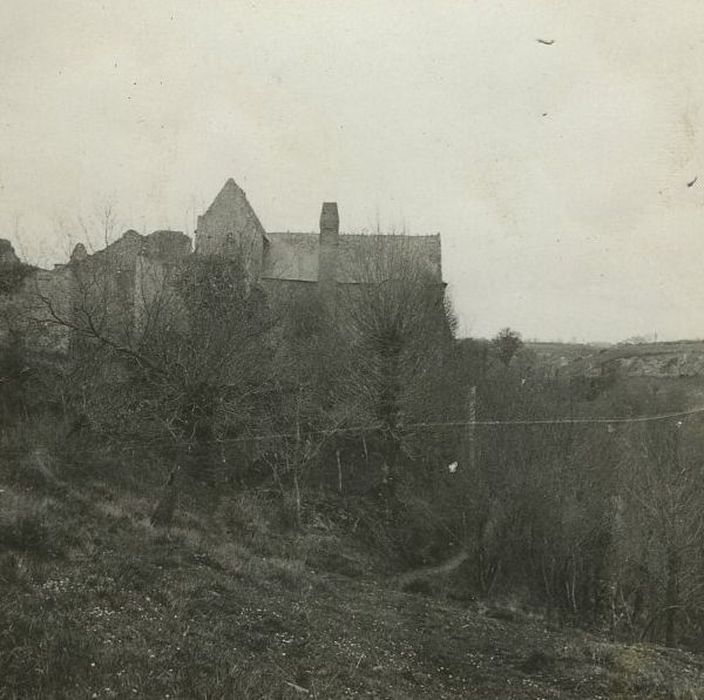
[68,233,142,348]
[66,229,191,348]
[0,240,33,349]
[133,230,192,339]
[25,266,77,355]
[0,230,192,362]
[0,261,76,359]
[0,239,20,266]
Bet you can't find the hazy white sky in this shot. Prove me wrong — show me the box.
[2,1,704,341]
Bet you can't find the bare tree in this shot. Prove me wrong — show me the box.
[618,416,704,645]
[336,235,456,497]
[31,238,276,486]
[491,327,523,367]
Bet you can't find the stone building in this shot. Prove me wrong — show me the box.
[195,178,443,292]
[0,178,444,356]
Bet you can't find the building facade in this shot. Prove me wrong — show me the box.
[195,178,443,290]
[1,178,444,356]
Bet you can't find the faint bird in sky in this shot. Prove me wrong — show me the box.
[537,38,555,45]
[687,176,698,188]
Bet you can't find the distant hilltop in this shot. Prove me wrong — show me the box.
[527,340,704,379]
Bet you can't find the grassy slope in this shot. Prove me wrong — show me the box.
[1,461,704,699]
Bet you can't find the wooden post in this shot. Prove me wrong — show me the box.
[467,385,477,471]
[336,449,343,494]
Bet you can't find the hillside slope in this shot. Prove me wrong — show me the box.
[1,465,703,699]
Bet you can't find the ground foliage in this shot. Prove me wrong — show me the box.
[0,448,703,699]
[2,245,704,696]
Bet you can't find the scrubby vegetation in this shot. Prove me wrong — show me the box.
[2,439,704,699]
[2,242,704,697]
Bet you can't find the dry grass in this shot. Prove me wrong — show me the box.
[1,444,703,698]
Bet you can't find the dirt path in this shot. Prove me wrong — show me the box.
[395,549,471,590]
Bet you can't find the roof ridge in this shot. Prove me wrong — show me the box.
[338,232,441,239]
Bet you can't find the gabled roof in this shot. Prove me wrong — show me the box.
[199,178,443,284]
[262,232,319,282]
[336,234,442,284]
[198,179,266,242]
[203,178,245,216]
[262,232,442,284]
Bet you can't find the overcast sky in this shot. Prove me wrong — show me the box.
[2,1,704,342]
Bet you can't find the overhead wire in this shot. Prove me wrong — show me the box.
[1,406,703,459]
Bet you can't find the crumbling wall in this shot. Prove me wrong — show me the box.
[24,266,76,355]
[134,231,192,338]
[0,239,20,266]
[0,239,74,357]
[0,230,192,361]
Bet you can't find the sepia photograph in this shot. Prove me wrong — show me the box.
[2,1,704,697]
